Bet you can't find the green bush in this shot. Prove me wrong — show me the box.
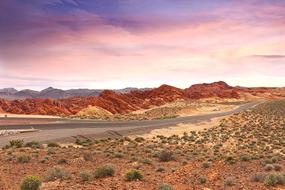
[202,162,210,168]
[264,173,285,186]
[158,150,174,162]
[158,183,173,190]
[75,138,93,146]
[240,155,251,161]
[57,158,68,164]
[250,172,265,182]
[9,139,24,148]
[141,158,152,165]
[273,164,282,171]
[198,176,207,184]
[125,169,143,181]
[79,170,93,182]
[25,141,41,149]
[264,164,274,171]
[17,155,31,163]
[47,142,60,148]
[20,175,42,190]
[224,177,235,186]
[225,156,236,165]
[83,152,93,161]
[94,164,115,178]
[43,167,70,182]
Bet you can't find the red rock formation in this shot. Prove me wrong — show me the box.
[185,81,240,99]
[0,82,284,116]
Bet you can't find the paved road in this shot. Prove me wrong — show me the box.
[0,101,261,146]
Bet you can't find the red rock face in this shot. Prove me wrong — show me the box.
[0,82,284,116]
[185,81,240,99]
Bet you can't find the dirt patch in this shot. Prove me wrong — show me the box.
[132,116,225,139]
[75,105,113,119]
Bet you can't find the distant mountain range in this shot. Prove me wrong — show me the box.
[0,87,150,99]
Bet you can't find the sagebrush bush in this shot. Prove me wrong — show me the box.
[264,164,274,171]
[264,173,285,186]
[25,141,41,149]
[17,155,31,163]
[94,164,115,178]
[158,183,173,190]
[9,139,24,148]
[125,169,143,181]
[20,175,41,190]
[43,167,70,182]
[158,150,174,162]
[250,172,266,182]
[79,170,93,182]
[47,142,60,148]
[224,177,235,186]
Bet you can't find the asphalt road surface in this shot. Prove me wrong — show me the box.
[0,101,261,146]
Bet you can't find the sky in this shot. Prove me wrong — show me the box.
[0,0,284,90]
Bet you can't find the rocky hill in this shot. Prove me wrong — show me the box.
[0,81,284,116]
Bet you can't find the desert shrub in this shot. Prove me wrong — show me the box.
[47,142,60,148]
[40,156,50,163]
[20,175,42,190]
[158,183,173,190]
[75,138,93,146]
[5,155,14,161]
[83,152,93,161]
[9,139,24,148]
[43,167,70,182]
[225,156,236,165]
[264,173,285,186]
[224,177,235,186]
[273,164,282,171]
[47,147,56,155]
[198,176,207,184]
[271,156,280,163]
[57,158,67,164]
[264,164,275,171]
[113,152,124,158]
[79,170,93,182]
[158,150,174,162]
[250,172,266,182]
[202,162,211,168]
[240,155,251,161]
[25,141,41,149]
[156,167,165,172]
[94,164,115,178]
[141,158,152,165]
[17,155,31,163]
[181,160,188,166]
[125,169,143,181]
[134,137,145,143]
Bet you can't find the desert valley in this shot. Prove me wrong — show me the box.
[1,0,285,189]
[0,81,285,190]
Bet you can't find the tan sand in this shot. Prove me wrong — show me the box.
[132,116,225,139]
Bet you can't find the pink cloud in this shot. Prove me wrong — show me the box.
[0,1,284,89]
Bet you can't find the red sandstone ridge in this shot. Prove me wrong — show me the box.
[185,81,240,99]
[0,81,284,116]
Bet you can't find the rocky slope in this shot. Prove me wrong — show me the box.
[185,81,240,99]
[0,81,284,116]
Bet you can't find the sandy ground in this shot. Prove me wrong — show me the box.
[132,100,237,116]
[132,116,225,139]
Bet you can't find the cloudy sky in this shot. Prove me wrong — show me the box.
[0,0,284,90]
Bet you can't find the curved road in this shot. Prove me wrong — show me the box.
[0,101,261,146]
